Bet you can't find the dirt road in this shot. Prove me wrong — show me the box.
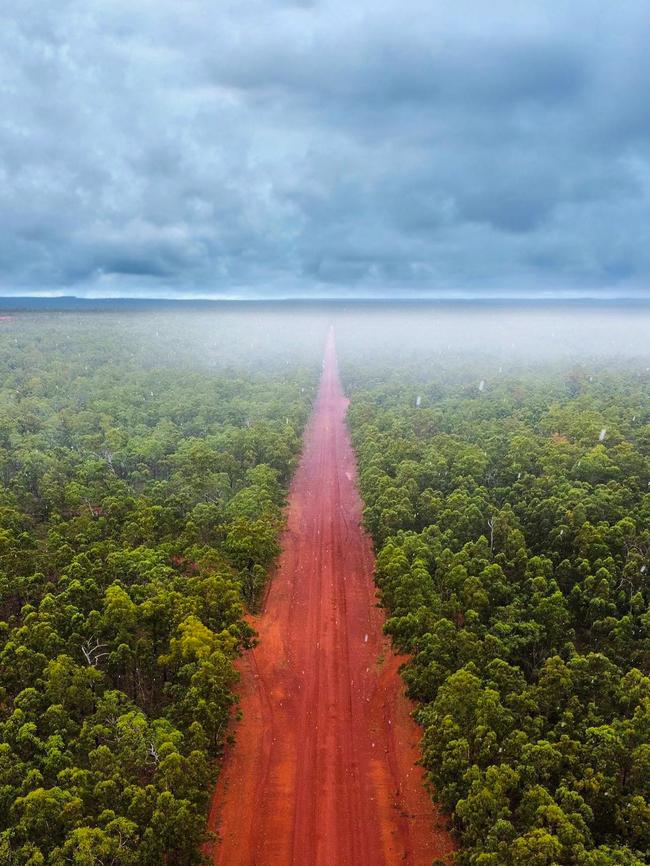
[208,329,453,866]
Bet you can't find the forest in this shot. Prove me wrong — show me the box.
[346,358,650,866]
[4,307,650,866]
[0,314,315,865]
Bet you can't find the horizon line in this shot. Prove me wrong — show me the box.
[0,293,649,305]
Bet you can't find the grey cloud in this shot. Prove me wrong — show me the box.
[0,0,650,297]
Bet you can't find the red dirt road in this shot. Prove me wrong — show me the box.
[208,330,454,866]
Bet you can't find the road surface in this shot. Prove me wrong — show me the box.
[208,329,453,866]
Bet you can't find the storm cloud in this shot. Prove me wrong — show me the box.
[1,0,650,297]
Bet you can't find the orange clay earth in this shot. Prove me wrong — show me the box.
[208,330,454,866]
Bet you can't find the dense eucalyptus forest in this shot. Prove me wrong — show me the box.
[3,305,650,866]
[0,314,316,865]
[346,358,650,866]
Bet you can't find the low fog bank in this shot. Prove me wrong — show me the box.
[2,301,649,376]
[331,302,650,365]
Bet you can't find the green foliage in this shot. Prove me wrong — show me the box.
[0,315,315,864]
[347,360,650,866]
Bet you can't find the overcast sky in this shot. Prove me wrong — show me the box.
[2,1,650,299]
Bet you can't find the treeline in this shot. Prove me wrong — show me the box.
[0,316,315,864]
[347,360,650,866]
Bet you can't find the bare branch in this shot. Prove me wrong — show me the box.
[82,636,110,667]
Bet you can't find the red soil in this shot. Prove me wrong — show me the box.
[208,329,454,866]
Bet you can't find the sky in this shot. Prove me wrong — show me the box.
[2,1,650,300]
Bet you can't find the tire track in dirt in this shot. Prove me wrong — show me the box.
[207,328,454,866]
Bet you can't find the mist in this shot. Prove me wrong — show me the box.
[4,301,648,375]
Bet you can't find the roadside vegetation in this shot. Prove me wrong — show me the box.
[347,359,650,866]
[0,315,315,865]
